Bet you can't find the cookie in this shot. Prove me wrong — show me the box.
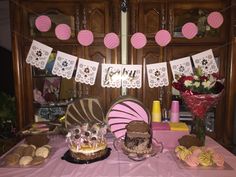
[43,144,52,150]
[30,156,45,166]
[23,145,36,157]
[13,145,27,156]
[199,152,213,166]
[4,153,21,166]
[35,146,50,158]
[19,156,33,166]
[178,135,202,148]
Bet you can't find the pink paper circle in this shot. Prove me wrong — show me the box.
[35,15,51,32]
[104,33,120,49]
[182,22,198,39]
[77,30,94,46]
[131,32,147,49]
[155,30,171,47]
[207,11,224,29]
[55,24,71,40]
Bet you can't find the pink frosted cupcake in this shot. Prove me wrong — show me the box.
[205,147,215,155]
[212,153,224,167]
[177,149,192,160]
[192,148,202,157]
[184,154,200,167]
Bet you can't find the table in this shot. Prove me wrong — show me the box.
[0,135,236,177]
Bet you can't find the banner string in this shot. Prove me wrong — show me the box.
[10,0,236,35]
[10,0,235,56]
[220,3,236,12]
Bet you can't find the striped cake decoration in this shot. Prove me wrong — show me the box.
[106,96,150,138]
[65,97,105,128]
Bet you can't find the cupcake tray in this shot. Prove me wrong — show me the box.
[171,151,233,170]
[0,144,55,168]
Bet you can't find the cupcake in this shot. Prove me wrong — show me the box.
[184,154,200,167]
[199,151,213,166]
[212,152,224,167]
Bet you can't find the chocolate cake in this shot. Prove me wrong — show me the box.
[123,120,152,154]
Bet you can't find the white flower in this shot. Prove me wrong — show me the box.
[206,25,211,31]
[193,75,199,80]
[202,80,211,89]
[193,81,200,88]
[208,75,216,88]
[184,80,193,87]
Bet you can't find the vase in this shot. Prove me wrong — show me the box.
[192,117,206,146]
[180,91,223,146]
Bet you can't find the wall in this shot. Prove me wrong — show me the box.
[0,0,14,96]
[0,0,11,51]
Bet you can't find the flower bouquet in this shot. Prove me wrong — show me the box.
[172,67,224,145]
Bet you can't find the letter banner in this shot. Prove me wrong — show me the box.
[170,56,193,80]
[146,62,169,88]
[75,58,99,85]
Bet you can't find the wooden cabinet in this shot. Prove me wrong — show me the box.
[127,0,165,110]
[10,0,121,130]
[127,0,231,141]
[10,0,235,147]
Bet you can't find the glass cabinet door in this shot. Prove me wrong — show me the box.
[22,2,77,39]
[168,1,227,43]
[30,45,78,122]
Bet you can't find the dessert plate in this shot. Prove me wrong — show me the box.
[61,148,111,164]
[0,146,56,168]
[171,152,233,170]
[113,137,163,161]
[106,96,151,138]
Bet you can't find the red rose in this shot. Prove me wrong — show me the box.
[199,76,208,81]
[179,76,193,84]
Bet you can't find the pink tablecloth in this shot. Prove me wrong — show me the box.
[0,135,236,177]
[152,130,189,149]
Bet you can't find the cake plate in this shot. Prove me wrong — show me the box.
[113,137,163,161]
[61,148,111,164]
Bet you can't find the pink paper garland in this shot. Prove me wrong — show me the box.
[207,12,224,29]
[155,30,171,47]
[77,30,94,46]
[55,24,71,40]
[104,33,120,49]
[35,11,224,47]
[131,32,147,49]
[35,15,51,32]
[182,22,198,39]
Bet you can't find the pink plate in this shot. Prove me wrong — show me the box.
[182,22,198,39]
[77,30,94,46]
[104,33,120,49]
[131,32,147,49]
[155,30,171,47]
[35,15,51,32]
[55,24,71,40]
[207,11,224,29]
[106,96,150,138]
